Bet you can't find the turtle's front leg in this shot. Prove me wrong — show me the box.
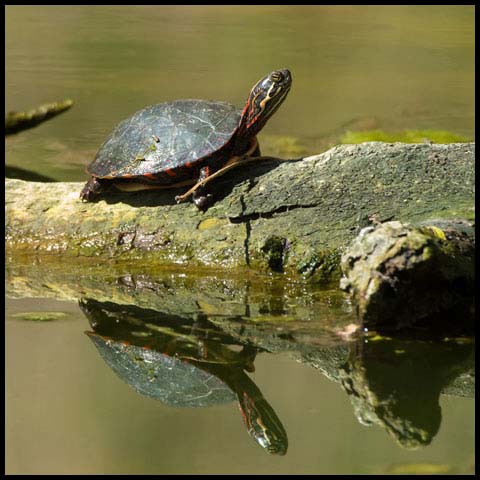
[175,137,260,207]
[175,166,212,207]
[191,166,213,209]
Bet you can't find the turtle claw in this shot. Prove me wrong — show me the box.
[193,193,213,210]
[175,187,212,210]
[80,177,104,202]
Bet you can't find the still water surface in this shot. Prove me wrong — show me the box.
[5,5,474,475]
[6,266,475,475]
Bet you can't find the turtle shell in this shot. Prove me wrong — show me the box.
[87,332,237,408]
[87,100,240,179]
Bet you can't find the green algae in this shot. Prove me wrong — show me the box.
[259,134,308,157]
[297,249,342,283]
[341,129,471,144]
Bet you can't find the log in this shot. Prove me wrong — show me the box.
[340,220,475,331]
[5,142,475,281]
[5,99,73,135]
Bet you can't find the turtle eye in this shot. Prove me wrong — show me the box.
[269,71,283,83]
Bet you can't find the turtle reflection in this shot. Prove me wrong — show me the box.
[79,298,288,455]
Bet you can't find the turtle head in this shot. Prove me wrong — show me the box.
[238,69,292,139]
[237,390,288,455]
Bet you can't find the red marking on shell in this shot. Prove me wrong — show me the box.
[165,168,177,177]
[143,173,156,179]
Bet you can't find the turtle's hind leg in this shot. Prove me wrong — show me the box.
[80,177,106,202]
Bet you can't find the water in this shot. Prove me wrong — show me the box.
[6,5,474,181]
[5,263,475,474]
[5,5,475,475]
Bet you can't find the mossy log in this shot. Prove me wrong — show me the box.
[5,99,73,135]
[5,142,475,280]
[340,220,475,331]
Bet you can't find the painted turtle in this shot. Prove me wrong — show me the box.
[80,298,288,455]
[80,69,292,208]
